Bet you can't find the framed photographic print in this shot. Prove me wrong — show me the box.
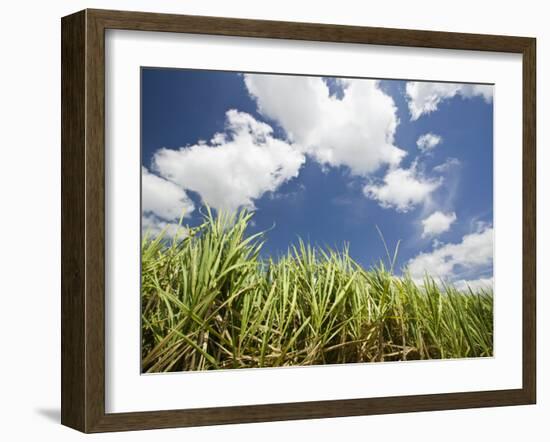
[61,9,536,433]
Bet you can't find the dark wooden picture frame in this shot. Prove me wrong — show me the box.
[61,8,536,433]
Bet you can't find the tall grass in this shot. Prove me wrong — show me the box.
[141,208,493,373]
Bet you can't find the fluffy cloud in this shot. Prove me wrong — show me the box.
[417,133,442,152]
[406,226,493,284]
[363,165,441,212]
[406,82,493,120]
[152,110,305,212]
[421,211,456,238]
[142,166,194,221]
[244,74,406,176]
[453,277,493,292]
[142,214,188,239]
[142,167,194,237]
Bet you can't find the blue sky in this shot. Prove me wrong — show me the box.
[141,68,494,290]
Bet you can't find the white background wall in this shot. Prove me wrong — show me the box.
[0,0,546,440]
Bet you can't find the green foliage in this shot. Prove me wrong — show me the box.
[141,208,493,372]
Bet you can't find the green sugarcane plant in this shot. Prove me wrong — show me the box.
[141,208,493,373]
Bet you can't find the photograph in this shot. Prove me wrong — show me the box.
[53,5,538,434]
[140,68,494,373]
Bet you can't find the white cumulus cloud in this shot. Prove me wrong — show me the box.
[142,167,194,238]
[421,211,457,238]
[406,82,493,120]
[406,226,493,284]
[453,277,493,292]
[152,110,305,212]
[142,166,194,221]
[363,164,441,212]
[142,214,188,239]
[244,74,406,176]
[417,133,443,152]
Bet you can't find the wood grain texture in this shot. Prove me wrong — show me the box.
[61,10,86,431]
[84,9,107,432]
[522,38,537,404]
[61,8,537,433]
[89,8,533,52]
